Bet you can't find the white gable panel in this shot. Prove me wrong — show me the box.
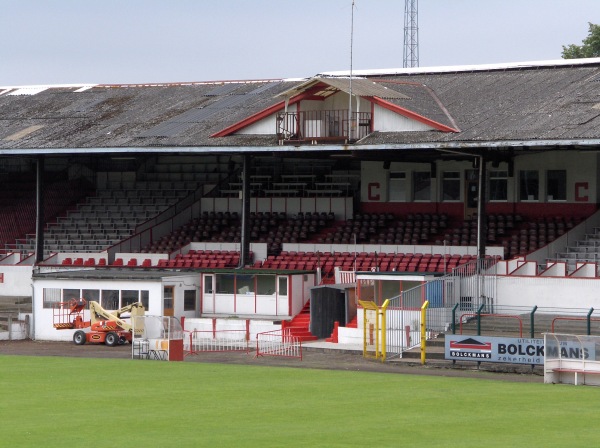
[236,103,297,135]
[373,104,434,132]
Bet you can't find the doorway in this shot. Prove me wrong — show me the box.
[203,274,215,313]
[163,286,174,317]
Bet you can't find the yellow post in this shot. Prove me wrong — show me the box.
[359,300,390,361]
[359,300,377,358]
[420,300,429,365]
[379,299,390,362]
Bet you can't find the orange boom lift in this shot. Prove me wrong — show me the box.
[53,298,145,346]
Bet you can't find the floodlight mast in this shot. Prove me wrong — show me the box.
[349,0,356,141]
[403,0,419,68]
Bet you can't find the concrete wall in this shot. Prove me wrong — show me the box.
[496,275,600,311]
[0,265,33,297]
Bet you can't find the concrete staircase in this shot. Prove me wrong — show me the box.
[284,302,318,342]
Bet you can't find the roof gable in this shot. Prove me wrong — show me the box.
[212,77,459,138]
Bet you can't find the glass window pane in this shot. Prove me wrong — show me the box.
[43,288,61,309]
[413,171,431,201]
[141,290,149,311]
[256,275,276,295]
[278,277,288,296]
[122,290,140,307]
[63,289,81,301]
[489,170,508,201]
[236,274,255,294]
[442,171,460,201]
[82,289,99,307]
[101,290,119,310]
[547,170,566,201]
[519,170,539,201]
[184,290,196,311]
[216,274,235,294]
[163,287,173,310]
[389,172,407,202]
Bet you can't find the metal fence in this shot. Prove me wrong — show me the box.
[276,110,371,141]
[185,330,250,355]
[255,329,302,360]
[385,258,498,359]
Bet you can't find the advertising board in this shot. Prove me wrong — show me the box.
[445,335,595,365]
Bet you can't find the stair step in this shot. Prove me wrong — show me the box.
[297,335,318,342]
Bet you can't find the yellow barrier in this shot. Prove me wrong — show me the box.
[420,300,429,365]
[359,299,389,362]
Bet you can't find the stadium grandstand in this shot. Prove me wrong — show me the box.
[2,57,600,350]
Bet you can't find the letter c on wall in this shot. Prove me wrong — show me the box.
[575,182,589,202]
[368,182,381,201]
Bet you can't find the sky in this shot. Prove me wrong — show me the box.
[1,0,599,86]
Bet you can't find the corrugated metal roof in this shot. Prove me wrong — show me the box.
[1,61,600,152]
[204,83,242,96]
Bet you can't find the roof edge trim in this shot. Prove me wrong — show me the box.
[3,139,600,156]
[318,57,600,77]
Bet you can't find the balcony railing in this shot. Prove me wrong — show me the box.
[276,110,371,143]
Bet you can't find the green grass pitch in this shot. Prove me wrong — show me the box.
[1,355,598,447]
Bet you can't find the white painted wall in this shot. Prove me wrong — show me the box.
[373,104,434,132]
[31,274,200,341]
[515,151,597,203]
[290,273,314,316]
[200,273,314,318]
[496,276,600,310]
[183,317,280,341]
[0,265,33,296]
[236,103,297,135]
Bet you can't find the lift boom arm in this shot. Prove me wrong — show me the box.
[89,301,145,333]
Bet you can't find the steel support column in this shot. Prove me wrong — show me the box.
[35,156,45,263]
[238,154,252,268]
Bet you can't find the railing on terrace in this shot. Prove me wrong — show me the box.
[276,110,371,143]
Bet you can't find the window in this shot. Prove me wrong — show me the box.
[184,290,196,311]
[163,286,173,311]
[236,274,255,295]
[141,290,149,311]
[43,288,61,309]
[547,170,566,201]
[413,171,431,201]
[101,290,119,310]
[389,172,407,201]
[256,275,276,295]
[63,289,81,302]
[442,171,460,201]
[278,277,288,296]
[519,170,539,201]
[122,290,140,307]
[489,170,508,201]
[216,274,235,294]
[82,289,100,306]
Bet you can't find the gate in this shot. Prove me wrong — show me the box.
[385,258,498,359]
[256,329,302,360]
[185,329,250,355]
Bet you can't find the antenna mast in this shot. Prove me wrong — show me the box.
[349,0,355,141]
[403,0,419,68]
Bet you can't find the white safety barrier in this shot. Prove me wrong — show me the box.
[185,330,249,355]
[256,329,302,360]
